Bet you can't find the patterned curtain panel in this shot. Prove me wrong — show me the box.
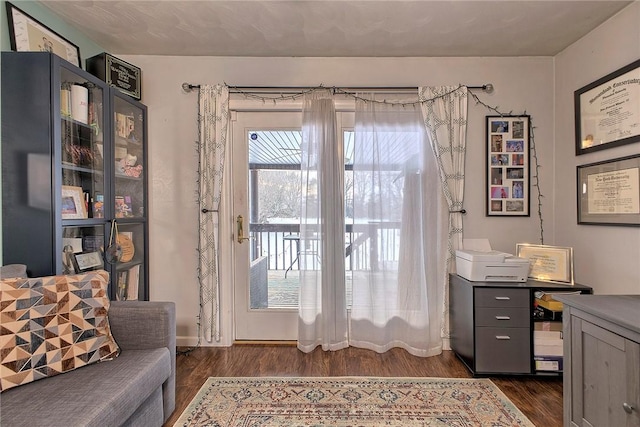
[418,86,468,343]
[198,84,230,343]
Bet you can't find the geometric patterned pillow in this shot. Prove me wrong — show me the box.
[0,270,120,392]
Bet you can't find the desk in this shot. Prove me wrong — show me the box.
[283,234,300,278]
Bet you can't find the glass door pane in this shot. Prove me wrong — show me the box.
[248,130,302,309]
[113,222,145,301]
[113,96,145,219]
[60,67,105,219]
[61,225,105,274]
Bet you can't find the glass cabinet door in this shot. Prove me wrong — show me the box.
[61,225,106,274]
[60,67,106,218]
[59,66,107,274]
[113,95,145,219]
[112,222,146,301]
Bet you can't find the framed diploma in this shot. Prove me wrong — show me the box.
[577,154,640,226]
[575,59,640,155]
[486,115,530,216]
[516,244,574,285]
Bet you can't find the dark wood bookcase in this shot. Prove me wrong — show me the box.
[1,52,148,301]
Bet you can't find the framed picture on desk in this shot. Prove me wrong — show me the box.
[516,244,574,285]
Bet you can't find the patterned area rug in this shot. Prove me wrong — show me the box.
[173,377,535,426]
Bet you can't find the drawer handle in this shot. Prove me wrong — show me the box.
[495,335,511,340]
[494,296,511,300]
[495,316,511,320]
[622,403,635,414]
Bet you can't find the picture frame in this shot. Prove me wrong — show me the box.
[71,251,103,273]
[574,59,640,155]
[61,185,88,219]
[5,2,81,67]
[577,154,640,226]
[486,115,530,216]
[516,244,574,285]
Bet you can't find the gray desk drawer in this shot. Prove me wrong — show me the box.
[475,307,530,327]
[475,327,531,373]
[475,288,529,308]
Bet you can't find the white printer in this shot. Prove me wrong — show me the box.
[455,239,531,282]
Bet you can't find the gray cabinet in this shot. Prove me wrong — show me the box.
[558,295,640,427]
[1,52,148,300]
[450,274,592,376]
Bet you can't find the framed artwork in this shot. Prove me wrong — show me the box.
[577,154,640,226]
[71,251,103,273]
[486,116,530,216]
[516,244,574,285]
[5,2,81,67]
[61,185,87,219]
[574,59,640,155]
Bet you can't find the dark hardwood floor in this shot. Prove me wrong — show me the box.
[164,345,562,427]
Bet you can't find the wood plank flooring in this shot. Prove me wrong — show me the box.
[164,345,562,427]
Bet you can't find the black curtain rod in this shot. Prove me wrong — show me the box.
[181,83,494,93]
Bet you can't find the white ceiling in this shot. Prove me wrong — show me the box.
[39,1,633,57]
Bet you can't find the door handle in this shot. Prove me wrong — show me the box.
[236,215,251,244]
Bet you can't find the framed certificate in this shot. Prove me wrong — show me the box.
[575,59,640,155]
[577,154,640,226]
[516,244,574,285]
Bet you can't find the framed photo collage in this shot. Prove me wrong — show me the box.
[486,116,530,216]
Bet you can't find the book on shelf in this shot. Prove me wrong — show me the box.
[127,264,140,301]
[534,355,563,372]
[535,298,563,312]
[534,290,581,313]
[116,270,129,301]
[534,321,563,332]
[534,305,563,321]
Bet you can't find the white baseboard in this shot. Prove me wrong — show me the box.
[176,336,232,347]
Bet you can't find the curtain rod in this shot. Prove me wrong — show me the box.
[181,83,494,93]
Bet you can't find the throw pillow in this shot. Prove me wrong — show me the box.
[0,270,120,392]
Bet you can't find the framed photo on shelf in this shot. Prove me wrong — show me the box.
[577,154,640,226]
[516,244,574,285]
[574,59,640,155]
[61,185,87,219]
[5,2,81,67]
[71,251,103,273]
[486,115,530,216]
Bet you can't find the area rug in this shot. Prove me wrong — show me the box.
[173,377,535,426]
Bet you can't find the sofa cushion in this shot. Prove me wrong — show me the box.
[0,348,171,427]
[0,264,27,279]
[0,270,119,392]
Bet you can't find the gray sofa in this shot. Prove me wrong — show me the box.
[0,301,176,427]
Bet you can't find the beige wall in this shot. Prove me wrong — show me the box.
[553,2,640,294]
[120,54,555,345]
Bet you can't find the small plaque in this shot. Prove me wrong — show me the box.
[86,52,141,100]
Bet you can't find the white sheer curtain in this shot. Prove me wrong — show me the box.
[297,90,349,352]
[349,96,447,357]
[197,84,229,343]
[419,86,468,344]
